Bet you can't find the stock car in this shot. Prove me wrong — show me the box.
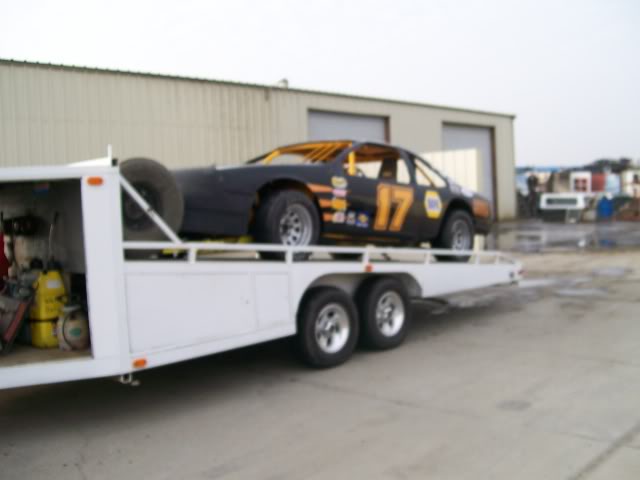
[120,141,492,260]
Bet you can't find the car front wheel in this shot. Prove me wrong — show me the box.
[432,209,475,262]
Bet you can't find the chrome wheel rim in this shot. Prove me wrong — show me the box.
[279,204,313,246]
[451,219,472,250]
[375,291,405,337]
[314,303,350,354]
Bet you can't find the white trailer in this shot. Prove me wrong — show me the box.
[0,156,521,390]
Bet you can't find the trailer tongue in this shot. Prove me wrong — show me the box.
[0,156,520,391]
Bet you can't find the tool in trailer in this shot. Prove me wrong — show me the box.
[29,212,67,348]
[0,279,33,354]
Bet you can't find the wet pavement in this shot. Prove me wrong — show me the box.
[491,220,640,253]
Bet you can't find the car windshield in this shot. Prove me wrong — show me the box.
[247,141,352,166]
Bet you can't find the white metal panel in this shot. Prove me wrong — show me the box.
[255,274,290,328]
[443,125,495,205]
[0,357,126,390]
[308,110,387,142]
[125,272,256,352]
[80,170,130,361]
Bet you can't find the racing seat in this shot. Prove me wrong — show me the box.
[379,158,397,180]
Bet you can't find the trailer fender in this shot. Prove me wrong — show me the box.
[304,272,422,301]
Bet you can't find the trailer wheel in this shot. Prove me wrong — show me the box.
[296,287,359,368]
[357,277,411,350]
[120,157,184,241]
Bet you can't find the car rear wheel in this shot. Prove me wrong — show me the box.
[357,277,411,350]
[255,190,320,260]
[296,287,359,368]
[432,209,474,262]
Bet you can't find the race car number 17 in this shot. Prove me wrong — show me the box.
[374,184,414,232]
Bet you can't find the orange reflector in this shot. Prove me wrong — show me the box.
[133,358,147,369]
[365,264,373,273]
[87,176,103,186]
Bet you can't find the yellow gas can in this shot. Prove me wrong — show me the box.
[30,270,66,321]
[30,320,58,348]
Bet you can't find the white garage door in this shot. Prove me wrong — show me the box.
[308,110,387,143]
[443,124,495,206]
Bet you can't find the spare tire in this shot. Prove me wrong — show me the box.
[120,157,184,241]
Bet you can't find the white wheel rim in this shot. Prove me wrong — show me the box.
[279,204,313,246]
[314,303,350,354]
[375,291,405,337]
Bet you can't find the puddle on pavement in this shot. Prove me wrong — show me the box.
[555,288,608,298]
[518,278,558,289]
[592,266,632,277]
[492,221,640,253]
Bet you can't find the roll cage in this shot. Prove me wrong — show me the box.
[246,140,449,188]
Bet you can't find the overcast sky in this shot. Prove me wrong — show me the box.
[1,0,638,166]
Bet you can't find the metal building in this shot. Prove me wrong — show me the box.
[0,59,516,219]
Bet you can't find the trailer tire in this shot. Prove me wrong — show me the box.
[356,277,411,350]
[120,157,184,241]
[296,287,359,368]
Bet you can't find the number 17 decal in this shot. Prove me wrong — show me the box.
[374,184,414,232]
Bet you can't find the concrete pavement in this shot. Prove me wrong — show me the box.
[1,250,640,479]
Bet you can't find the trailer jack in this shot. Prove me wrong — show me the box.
[117,373,140,387]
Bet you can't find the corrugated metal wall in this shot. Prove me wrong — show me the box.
[0,61,517,219]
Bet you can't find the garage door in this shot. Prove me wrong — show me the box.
[308,111,387,143]
[442,124,495,206]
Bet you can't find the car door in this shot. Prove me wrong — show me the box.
[411,154,449,241]
[331,144,418,243]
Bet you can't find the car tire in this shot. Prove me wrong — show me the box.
[296,287,359,368]
[356,277,411,350]
[255,190,320,260]
[432,209,474,262]
[120,157,184,241]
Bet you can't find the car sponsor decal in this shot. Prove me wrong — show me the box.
[332,188,347,198]
[331,176,348,189]
[346,211,357,226]
[331,198,348,211]
[332,211,346,223]
[424,190,442,219]
[356,212,370,228]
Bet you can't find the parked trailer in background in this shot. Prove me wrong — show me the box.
[0,156,521,391]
